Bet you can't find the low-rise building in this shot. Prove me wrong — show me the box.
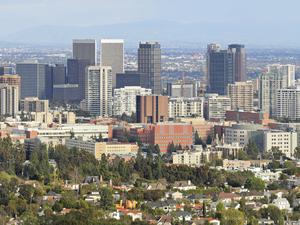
[206,94,231,120]
[172,146,222,166]
[169,97,204,118]
[173,180,196,191]
[132,122,193,153]
[225,110,271,125]
[113,86,151,116]
[65,138,138,159]
[224,123,265,147]
[263,130,297,157]
[222,159,252,170]
[215,143,244,159]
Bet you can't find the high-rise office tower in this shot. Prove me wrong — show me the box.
[72,39,96,65]
[16,62,47,99]
[0,75,20,117]
[0,74,21,90]
[100,39,124,89]
[207,44,246,95]
[138,42,161,94]
[0,83,19,117]
[228,44,246,82]
[136,95,168,123]
[44,64,67,100]
[227,81,253,112]
[207,45,234,95]
[85,66,112,116]
[52,64,66,85]
[276,87,300,120]
[116,71,148,89]
[259,71,288,116]
[67,59,90,100]
[267,64,295,87]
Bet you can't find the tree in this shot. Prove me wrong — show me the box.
[206,135,212,145]
[271,147,285,160]
[244,177,265,191]
[221,208,245,225]
[226,172,247,187]
[98,133,103,142]
[259,205,284,225]
[167,142,176,155]
[237,149,249,160]
[99,188,114,210]
[294,147,300,159]
[194,131,204,146]
[245,141,260,159]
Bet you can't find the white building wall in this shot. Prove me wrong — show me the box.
[113,86,151,116]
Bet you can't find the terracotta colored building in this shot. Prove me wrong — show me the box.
[0,74,21,87]
[225,110,271,125]
[131,123,193,153]
[136,95,168,123]
[180,118,214,141]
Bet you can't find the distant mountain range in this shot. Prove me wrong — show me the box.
[1,20,300,48]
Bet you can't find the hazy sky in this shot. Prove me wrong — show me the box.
[1,0,300,46]
[1,0,300,31]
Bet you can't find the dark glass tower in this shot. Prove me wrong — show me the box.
[72,39,96,65]
[207,43,246,95]
[229,44,246,82]
[138,42,161,95]
[67,59,90,100]
[16,62,47,99]
[207,47,234,95]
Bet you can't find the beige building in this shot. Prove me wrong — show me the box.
[0,83,19,117]
[227,81,253,111]
[169,97,204,118]
[172,146,222,166]
[85,66,112,116]
[276,87,300,120]
[223,159,251,170]
[65,138,138,160]
[206,94,231,120]
[268,64,295,87]
[215,143,244,159]
[264,130,297,158]
[20,97,49,113]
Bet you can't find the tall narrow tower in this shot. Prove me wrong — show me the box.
[100,39,124,89]
[138,42,161,95]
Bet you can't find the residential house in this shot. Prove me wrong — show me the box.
[173,180,197,191]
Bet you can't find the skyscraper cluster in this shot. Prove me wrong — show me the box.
[14,39,162,117]
[207,43,246,95]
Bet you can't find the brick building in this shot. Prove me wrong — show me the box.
[131,123,193,153]
[136,95,168,123]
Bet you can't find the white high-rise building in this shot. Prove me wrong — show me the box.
[227,81,253,112]
[169,97,204,118]
[100,39,124,89]
[0,83,19,117]
[113,86,151,116]
[206,94,231,120]
[259,71,288,116]
[85,66,112,116]
[276,87,300,120]
[268,64,295,87]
